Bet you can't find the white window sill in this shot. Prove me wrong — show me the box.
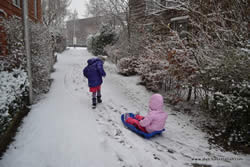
[12,3,21,9]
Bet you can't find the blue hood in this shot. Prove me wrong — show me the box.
[87,58,102,65]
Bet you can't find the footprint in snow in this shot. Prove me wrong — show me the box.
[154,141,176,154]
[120,105,128,111]
[107,105,114,110]
[153,153,160,160]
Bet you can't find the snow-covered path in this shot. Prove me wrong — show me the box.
[0,48,249,167]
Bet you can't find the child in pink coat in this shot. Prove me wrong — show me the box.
[125,94,168,133]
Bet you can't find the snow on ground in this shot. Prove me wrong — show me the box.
[0,48,250,167]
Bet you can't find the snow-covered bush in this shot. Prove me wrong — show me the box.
[0,16,58,98]
[140,71,166,92]
[203,51,250,148]
[211,86,250,148]
[87,24,118,56]
[0,17,25,70]
[117,57,140,76]
[52,32,67,53]
[30,23,55,96]
[137,56,169,91]
[0,69,28,136]
[104,31,131,64]
[200,51,250,93]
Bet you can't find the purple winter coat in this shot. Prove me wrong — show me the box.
[139,94,168,133]
[83,58,106,87]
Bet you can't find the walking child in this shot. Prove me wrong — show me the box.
[125,94,168,133]
[83,58,106,108]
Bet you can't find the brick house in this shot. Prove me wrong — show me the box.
[129,0,188,32]
[0,0,42,56]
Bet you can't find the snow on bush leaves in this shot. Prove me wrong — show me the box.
[117,57,140,76]
[0,69,28,135]
[0,69,27,114]
[87,24,118,56]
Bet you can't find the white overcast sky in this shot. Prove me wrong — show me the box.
[68,0,89,19]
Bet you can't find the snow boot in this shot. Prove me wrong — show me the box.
[97,96,102,103]
[92,98,97,109]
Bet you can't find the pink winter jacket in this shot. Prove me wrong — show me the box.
[139,94,168,133]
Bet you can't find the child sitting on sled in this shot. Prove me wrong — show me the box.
[125,94,168,133]
[83,57,106,108]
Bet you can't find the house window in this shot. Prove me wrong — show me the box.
[145,0,165,15]
[34,0,37,18]
[12,0,21,8]
[170,16,189,38]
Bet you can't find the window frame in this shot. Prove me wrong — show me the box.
[12,0,21,8]
[145,0,166,15]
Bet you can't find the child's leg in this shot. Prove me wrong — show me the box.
[92,92,97,106]
[135,115,144,121]
[125,117,147,133]
[97,90,101,97]
[92,91,97,99]
[97,86,102,103]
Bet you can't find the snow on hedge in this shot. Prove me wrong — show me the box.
[0,69,28,117]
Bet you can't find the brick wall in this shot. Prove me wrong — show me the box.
[129,0,146,23]
[0,0,42,22]
[0,14,7,56]
[0,0,42,56]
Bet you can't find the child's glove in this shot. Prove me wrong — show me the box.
[124,113,130,120]
[135,115,144,121]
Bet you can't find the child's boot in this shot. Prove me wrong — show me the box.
[97,96,102,103]
[92,98,97,108]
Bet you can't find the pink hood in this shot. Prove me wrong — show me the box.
[139,94,168,133]
[149,94,164,112]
